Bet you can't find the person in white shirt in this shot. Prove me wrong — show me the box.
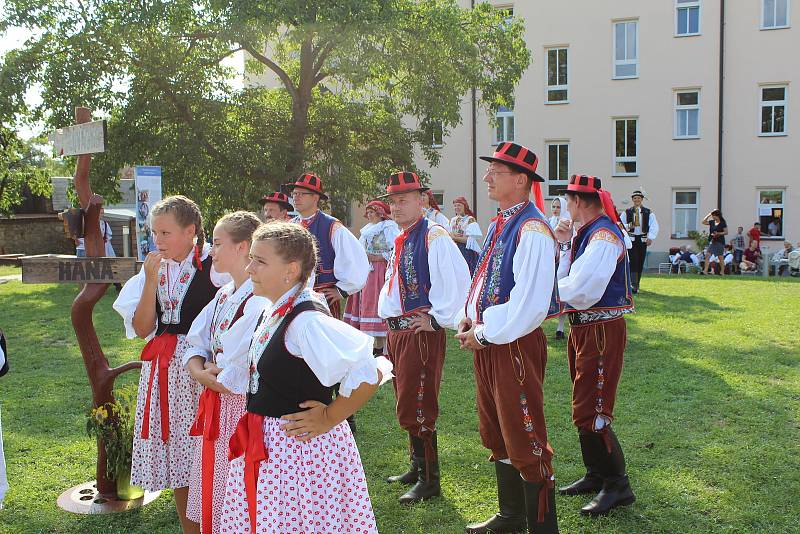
[549,197,571,341]
[378,171,470,505]
[286,173,369,319]
[343,200,400,355]
[554,175,636,518]
[449,196,483,275]
[219,221,391,534]
[619,190,659,293]
[423,190,451,232]
[181,211,268,534]
[456,142,560,534]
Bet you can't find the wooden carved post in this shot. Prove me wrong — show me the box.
[67,107,142,498]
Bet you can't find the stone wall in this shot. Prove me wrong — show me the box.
[0,215,74,255]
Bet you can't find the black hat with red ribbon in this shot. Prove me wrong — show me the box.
[479,142,545,182]
[379,171,429,198]
[259,191,293,211]
[284,173,328,200]
[564,174,622,225]
[564,174,603,194]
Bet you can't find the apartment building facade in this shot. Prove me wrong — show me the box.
[415,0,798,261]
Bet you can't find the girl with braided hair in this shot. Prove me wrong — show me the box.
[114,195,229,533]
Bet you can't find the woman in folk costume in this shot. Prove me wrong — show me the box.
[548,197,571,341]
[343,200,400,356]
[183,211,268,534]
[113,195,229,533]
[220,221,392,534]
[450,196,483,275]
[423,190,451,232]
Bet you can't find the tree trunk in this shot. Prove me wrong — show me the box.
[285,37,316,180]
[71,107,142,498]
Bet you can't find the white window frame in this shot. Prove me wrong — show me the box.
[756,188,786,239]
[431,190,445,210]
[759,84,788,137]
[675,0,702,36]
[761,0,791,30]
[428,120,444,149]
[672,189,700,238]
[613,117,639,176]
[545,46,569,104]
[545,140,570,198]
[496,5,514,26]
[674,89,701,139]
[494,107,515,144]
[613,19,639,80]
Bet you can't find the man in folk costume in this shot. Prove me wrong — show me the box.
[456,142,560,534]
[378,171,470,504]
[618,190,658,293]
[285,173,370,318]
[553,175,636,517]
[259,191,293,222]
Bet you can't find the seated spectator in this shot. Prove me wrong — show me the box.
[740,241,762,272]
[723,245,734,273]
[731,227,746,273]
[771,241,794,276]
[671,245,700,272]
[789,245,800,277]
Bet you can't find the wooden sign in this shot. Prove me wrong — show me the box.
[48,119,107,157]
[21,255,137,284]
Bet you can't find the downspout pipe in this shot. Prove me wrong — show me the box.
[717,0,725,210]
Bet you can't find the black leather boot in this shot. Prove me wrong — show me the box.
[399,432,440,504]
[580,428,635,517]
[464,461,526,534]
[523,481,559,534]
[387,434,419,485]
[558,432,604,496]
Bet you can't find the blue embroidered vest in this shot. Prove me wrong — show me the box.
[565,215,634,312]
[397,217,434,315]
[305,211,338,287]
[474,202,561,321]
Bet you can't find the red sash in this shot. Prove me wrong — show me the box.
[228,412,267,534]
[189,387,221,533]
[139,333,178,442]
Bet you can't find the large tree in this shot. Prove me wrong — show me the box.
[0,124,52,216]
[1,0,530,221]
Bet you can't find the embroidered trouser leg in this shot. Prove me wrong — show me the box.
[473,328,554,485]
[567,317,627,448]
[387,328,445,438]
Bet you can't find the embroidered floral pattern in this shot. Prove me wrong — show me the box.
[519,393,543,457]
[416,369,427,426]
[157,260,198,325]
[484,241,505,307]
[570,308,632,325]
[367,231,390,256]
[399,244,419,301]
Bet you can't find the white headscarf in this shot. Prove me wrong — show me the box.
[548,197,571,230]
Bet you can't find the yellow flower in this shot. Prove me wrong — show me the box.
[93,406,108,423]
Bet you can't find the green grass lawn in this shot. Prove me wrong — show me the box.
[0,275,798,533]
